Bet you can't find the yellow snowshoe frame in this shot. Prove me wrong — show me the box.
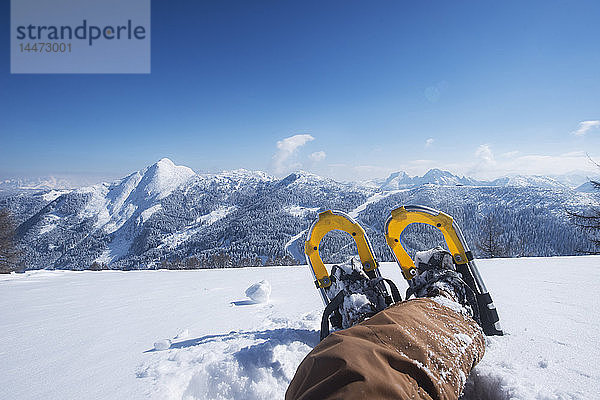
[385,205,503,336]
[305,210,380,304]
[385,205,470,280]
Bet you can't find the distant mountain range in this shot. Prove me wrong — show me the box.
[0,175,110,192]
[0,158,597,270]
[0,177,76,191]
[2,165,596,193]
[366,168,594,191]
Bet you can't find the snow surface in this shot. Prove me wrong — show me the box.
[39,214,60,234]
[160,206,237,250]
[41,189,72,202]
[140,204,163,224]
[1,256,598,400]
[196,206,237,225]
[495,175,568,189]
[154,339,172,351]
[284,205,319,218]
[348,190,401,219]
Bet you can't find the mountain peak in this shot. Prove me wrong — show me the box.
[423,168,451,176]
[155,157,176,168]
[376,168,484,190]
[387,171,409,180]
[141,158,196,199]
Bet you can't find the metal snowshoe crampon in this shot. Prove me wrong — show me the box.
[305,210,401,340]
[385,205,503,336]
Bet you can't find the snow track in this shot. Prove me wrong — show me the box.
[284,229,307,261]
[1,256,598,399]
[348,190,401,219]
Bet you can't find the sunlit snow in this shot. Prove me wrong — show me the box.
[1,256,598,400]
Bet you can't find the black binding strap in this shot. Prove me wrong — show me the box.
[376,277,402,304]
[320,290,345,341]
[319,279,403,341]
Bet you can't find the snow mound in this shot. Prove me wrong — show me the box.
[245,280,271,303]
[153,339,172,351]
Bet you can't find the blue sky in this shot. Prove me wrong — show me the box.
[1,0,599,182]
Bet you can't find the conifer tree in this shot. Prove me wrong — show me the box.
[0,208,21,273]
[567,167,600,254]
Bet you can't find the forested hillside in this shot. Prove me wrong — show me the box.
[2,159,596,270]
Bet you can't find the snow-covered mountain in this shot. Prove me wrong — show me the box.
[0,175,104,192]
[549,172,599,188]
[3,158,597,270]
[374,169,484,190]
[489,175,569,189]
[0,177,71,191]
[575,180,599,193]
[370,169,588,191]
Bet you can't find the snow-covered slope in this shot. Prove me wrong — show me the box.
[82,157,195,232]
[490,175,569,189]
[575,181,599,193]
[14,163,372,269]
[1,256,597,400]
[201,168,275,190]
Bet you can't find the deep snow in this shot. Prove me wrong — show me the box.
[1,256,598,399]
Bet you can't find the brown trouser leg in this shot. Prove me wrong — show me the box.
[286,297,485,400]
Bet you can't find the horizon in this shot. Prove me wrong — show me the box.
[2,156,598,189]
[2,1,600,182]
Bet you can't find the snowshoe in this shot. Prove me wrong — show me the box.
[385,205,503,336]
[304,210,401,340]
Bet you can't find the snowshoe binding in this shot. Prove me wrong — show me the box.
[407,246,481,322]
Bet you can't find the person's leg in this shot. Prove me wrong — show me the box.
[286,296,485,400]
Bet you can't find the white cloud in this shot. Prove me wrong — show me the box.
[416,150,596,181]
[320,147,599,182]
[572,120,600,136]
[503,152,588,174]
[501,150,520,158]
[465,150,598,179]
[272,134,314,174]
[309,151,326,162]
[425,138,434,148]
[475,144,496,165]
